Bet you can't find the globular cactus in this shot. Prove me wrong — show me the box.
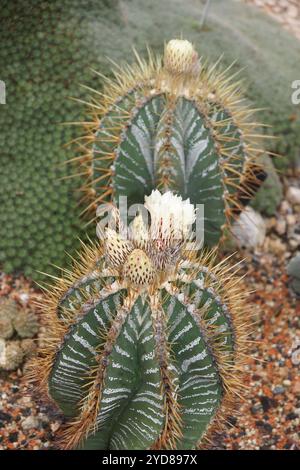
[21,338,37,358]
[13,309,39,338]
[0,339,24,371]
[0,298,39,370]
[0,298,39,340]
[0,298,19,339]
[74,39,266,245]
[30,191,251,450]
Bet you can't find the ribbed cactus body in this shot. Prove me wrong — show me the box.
[31,237,249,450]
[76,41,265,245]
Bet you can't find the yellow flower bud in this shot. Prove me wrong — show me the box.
[164,39,199,75]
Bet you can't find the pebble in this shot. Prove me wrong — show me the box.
[21,415,40,431]
[275,218,287,236]
[251,404,263,414]
[232,207,266,248]
[287,187,300,205]
[267,237,286,255]
[273,385,286,395]
[283,379,291,386]
[50,421,61,433]
[291,350,300,366]
[279,200,292,215]
[0,411,12,423]
[286,214,296,226]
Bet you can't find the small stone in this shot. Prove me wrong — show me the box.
[18,292,29,305]
[38,413,50,424]
[289,239,299,251]
[268,237,286,256]
[273,385,285,395]
[286,412,298,421]
[275,217,286,236]
[21,415,40,431]
[8,432,19,443]
[50,421,61,433]
[251,403,263,414]
[283,379,291,387]
[0,411,12,424]
[266,217,277,231]
[286,214,296,226]
[232,207,266,249]
[279,200,292,215]
[291,349,300,366]
[287,187,300,205]
[260,396,274,412]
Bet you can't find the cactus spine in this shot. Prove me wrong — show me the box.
[30,191,251,449]
[73,39,266,245]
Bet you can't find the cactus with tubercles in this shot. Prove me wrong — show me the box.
[72,39,266,245]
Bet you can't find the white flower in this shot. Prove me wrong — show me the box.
[101,190,196,282]
[144,190,196,243]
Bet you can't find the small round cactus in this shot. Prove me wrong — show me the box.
[0,298,19,319]
[0,316,14,340]
[0,339,24,371]
[13,310,39,338]
[0,298,18,339]
[0,298,39,371]
[21,338,37,358]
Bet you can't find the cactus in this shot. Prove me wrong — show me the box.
[0,299,18,339]
[0,339,24,371]
[0,299,39,370]
[30,191,251,449]
[74,39,266,246]
[0,298,39,339]
[0,316,14,340]
[13,310,39,338]
[21,338,37,358]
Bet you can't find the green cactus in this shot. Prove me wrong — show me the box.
[0,339,24,371]
[75,39,266,246]
[0,298,39,370]
[0,299,19,339]
[21,338,37,358]
[30,191,251,449]
[13,309,39,338]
